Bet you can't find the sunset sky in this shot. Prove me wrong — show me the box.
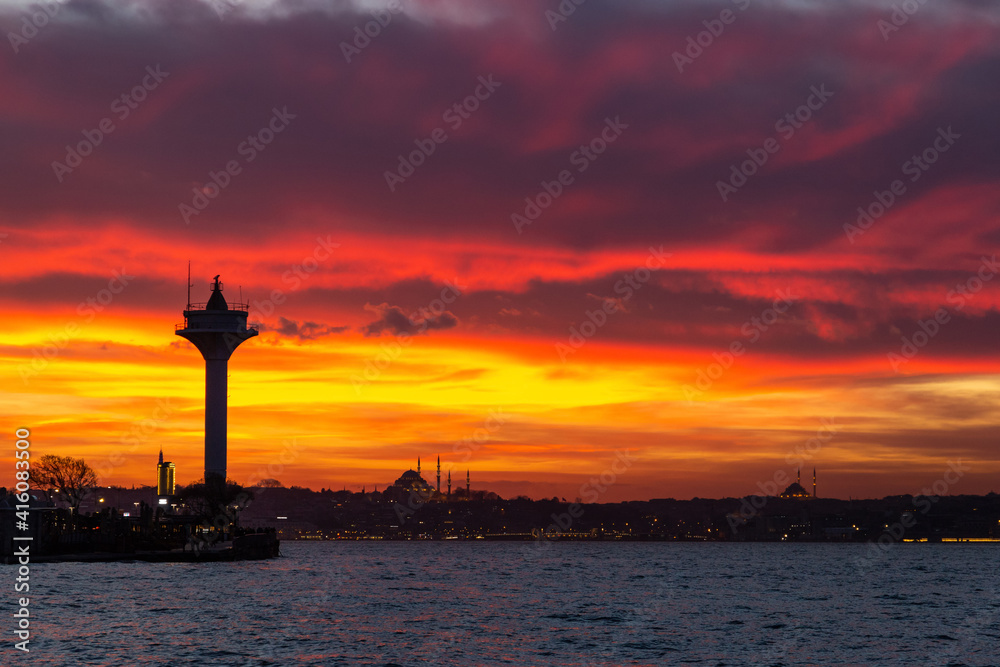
[2,0,999,502]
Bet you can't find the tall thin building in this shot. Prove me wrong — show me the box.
[157,448,176,498]
[447,470,451,499]
[813,468,817,498]
[436,456,441,492]
[466,469,470,499]
[175,274,257,491]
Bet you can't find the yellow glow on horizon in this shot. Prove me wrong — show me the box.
[4,310,1000,499]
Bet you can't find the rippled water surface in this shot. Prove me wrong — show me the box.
[14,542,1000,666]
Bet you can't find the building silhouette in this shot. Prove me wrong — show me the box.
[175,274,257,490]
[385,458,474,502]
[389,465,436,498]
[157,448,176,506]
[779,468,815,499]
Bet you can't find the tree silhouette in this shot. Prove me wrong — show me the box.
[178,478,254,524]
[33,454,98,512]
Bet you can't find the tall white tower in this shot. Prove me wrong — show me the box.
[176,275,257,491]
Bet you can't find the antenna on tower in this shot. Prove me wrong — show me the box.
[186,261,192,310]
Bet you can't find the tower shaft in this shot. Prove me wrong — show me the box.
[205,358,229,480]
[176,275,257,490]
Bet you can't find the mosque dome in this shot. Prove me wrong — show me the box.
[392,469,432,493]
[779,482,811,499]
[396,470,424,484]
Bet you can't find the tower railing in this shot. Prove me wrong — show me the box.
[175,320,260,333]
[176,300,256,332]
[184,301,252,312]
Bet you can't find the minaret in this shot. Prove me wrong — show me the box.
[417,457,421,474]
[447,470,451,499]
[813,468,817,498]
[175,274,257,492]
[466,469,470,499]
[797,468,801,485]
[436,456,441,492]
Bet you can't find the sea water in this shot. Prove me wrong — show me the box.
[14,541,1000,666]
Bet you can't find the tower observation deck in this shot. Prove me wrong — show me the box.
[175,275,258,490]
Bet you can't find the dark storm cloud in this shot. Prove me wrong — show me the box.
[267,317,349,340]
[0,0,997,254]
[1,0,997,369]
[361,302,458,337]
[3,260,997,361]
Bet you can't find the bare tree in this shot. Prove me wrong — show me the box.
[33,455,98,512]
